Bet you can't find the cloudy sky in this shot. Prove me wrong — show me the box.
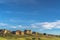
[0,0,60,35]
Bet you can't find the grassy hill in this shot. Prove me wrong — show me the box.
[0,34,60,40]
[0,29,60,40]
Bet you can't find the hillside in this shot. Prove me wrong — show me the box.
[0,33,60,40]
[0,29,60,40]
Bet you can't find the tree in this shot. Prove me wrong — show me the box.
[43,33,46,35]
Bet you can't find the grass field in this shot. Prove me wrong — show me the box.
[0,35,60,40]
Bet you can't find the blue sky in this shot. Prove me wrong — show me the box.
[0,0,60,35]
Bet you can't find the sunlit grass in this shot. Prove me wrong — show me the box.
[0,35,60,40]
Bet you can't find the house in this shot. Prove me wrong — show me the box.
[3,29,11,35]
[0,29,4,35]
[20,31,24,35]
[32,32,38,35]
[16,30,21,35]
[24,30,32,35]
[12,31,16,34]
[0,29,11,36]
[16,30,24,35]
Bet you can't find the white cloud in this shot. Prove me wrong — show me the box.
[0,23,8,26]
[0,23,17,29]
[18,25,22,28]
[11,26,17,28]
[11,20,60,29]
[31,24,40,28]
[0,22,27,29]
[40,22,56,29]
[30,20,60,29]
[10,25,27,29]
[1,20,60,30]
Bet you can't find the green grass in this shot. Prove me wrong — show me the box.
[0,35,60,40]
[0,37,7,40]
[40,36,60,40]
